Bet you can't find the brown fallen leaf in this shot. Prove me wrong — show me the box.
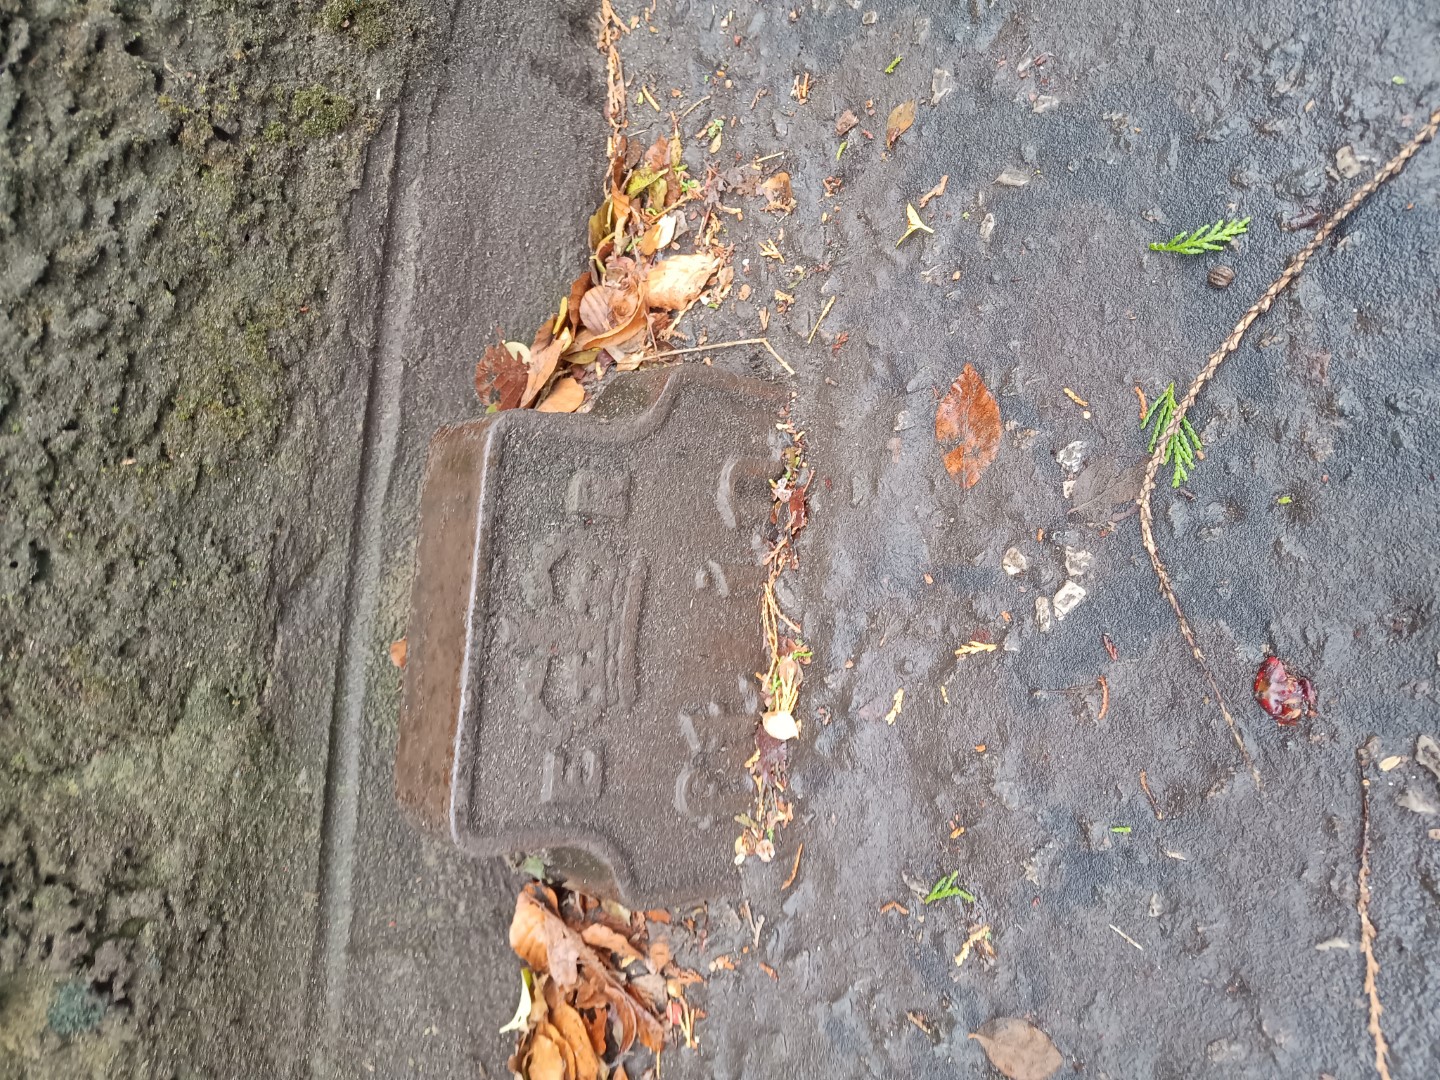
[918,174,948,208]
[536,376,584,414]
[646,252,721,310]
[573,296,648,355]
[969,1018,1062,1080]
[388,637,407,668]
[540,1021,574,1078]
[474,340,528,412]
[886,99,916,148]
[760,171,796,213]
[520,334,566,409]
[580,922,645,966]
[835,109,859,137]
[565,273,592,334]
[640,134,670,173]
[543,983,600,1080]
[647,934,671,972]
[510,891,584,990]
[578,284,634,335]
[935,363,1002,488]
[524,1029,566,1080]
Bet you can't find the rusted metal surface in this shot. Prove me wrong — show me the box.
[397,364,785,904]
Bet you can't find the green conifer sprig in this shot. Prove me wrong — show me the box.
[1142,383,1204,488]
[1149,217,1250,255]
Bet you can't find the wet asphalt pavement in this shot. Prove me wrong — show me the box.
[311,0,1440,1075]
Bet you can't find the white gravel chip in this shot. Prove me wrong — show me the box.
[1035,595,1053,633]
[1053,580,1087,620]
[1064,547,1094,578]
[1002,547,1029,576]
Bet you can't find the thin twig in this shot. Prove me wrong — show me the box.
[781,842,804,890]
[1139,769,1163,820]
[1357,745,1392,1080]
[1136,107,1440,787]
[677,94,710,120]
[1108,924,1144,951]
[807,295,836,344]
[643,336,794,374]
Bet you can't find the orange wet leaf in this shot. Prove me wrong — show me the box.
[935,363,1002,489]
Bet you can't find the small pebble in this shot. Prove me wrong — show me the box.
[1035,596,1053,633]
[1002,547,1028,576]
[1055,440,1087,473]
[1053,581,1086,620]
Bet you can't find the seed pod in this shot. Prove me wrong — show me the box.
[1208,265,1235,289]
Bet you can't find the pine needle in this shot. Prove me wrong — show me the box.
[1149,217,1250,255]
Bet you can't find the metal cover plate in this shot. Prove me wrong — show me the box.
[397,364,785,904]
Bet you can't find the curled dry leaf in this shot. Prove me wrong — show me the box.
[579,923,645,966]
[886,99,916,148]
[521,334,567,409]
[510,891,583,990]
[587,199,614,253]
[969,1017,1063,1080]
[918,174,948,208]
[537,376,585,414]
[579,284,633,335]
[835,109,859,137]
[525,1029,566,1080]
[474,340,528,412]
[574,284,646,354]
[645,252,721,310]
[544,991,600,1080]
[935,364,1002,489]
[566,273,592,333]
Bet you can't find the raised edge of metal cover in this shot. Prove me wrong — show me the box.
[397,363,787,904]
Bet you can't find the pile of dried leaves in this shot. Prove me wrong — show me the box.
[506,882,703,1079]
[473,125,735,416]
[735,418,811,863]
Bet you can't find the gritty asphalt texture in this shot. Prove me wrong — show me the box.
[6,0,1440,1077]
